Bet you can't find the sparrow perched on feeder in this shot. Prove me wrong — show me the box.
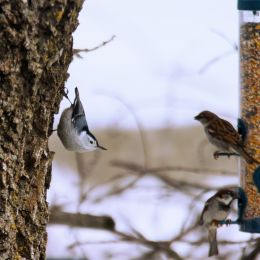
[200,188,238,257]
[194,110,258,164]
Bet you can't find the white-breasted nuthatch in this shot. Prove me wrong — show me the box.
[57,87,107,152]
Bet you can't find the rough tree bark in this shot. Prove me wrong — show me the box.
[0,1,83,259]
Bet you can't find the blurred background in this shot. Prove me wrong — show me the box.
[47,0,258,259]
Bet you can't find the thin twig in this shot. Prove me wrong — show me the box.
[211,29,238,51]
[170,221,198,243]
[94,92,149,168]
[69,228,183,260]
[199,29,238,74]
[110,160,236,176]
[199,50,235,74]
[179,190,207,233]
[92,174,145,203]
[73,35,116,58]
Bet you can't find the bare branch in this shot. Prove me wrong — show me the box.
[92,174,144,203]
[199,29,238,74]
[110,160,235,176]
[73,35,116,58]
[49,207,115,231]
[93,92,149,168]
[75,151,102,206]
[241,238,260,260]
[80,159,234,204]
[199,50,235,74]
[69,228,183,260]
[211,29,238,51]
[170,221,199,243]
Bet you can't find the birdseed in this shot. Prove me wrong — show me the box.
[240,22,260,219]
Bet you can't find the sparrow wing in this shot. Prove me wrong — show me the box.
[208,118,240,146]
[199,197,212,225]
[72,87,89,134]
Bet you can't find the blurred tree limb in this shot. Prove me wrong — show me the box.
[67,224,183,260]
[49,207,115,231]
[110,160,235,176]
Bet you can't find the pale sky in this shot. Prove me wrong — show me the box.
[54,0,240,130]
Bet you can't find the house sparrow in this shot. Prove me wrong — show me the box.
[200,188,238,257]
[195,110,258,164]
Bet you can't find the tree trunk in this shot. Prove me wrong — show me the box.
[0,1,83,259]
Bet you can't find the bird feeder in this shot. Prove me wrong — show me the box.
[238,0,260,232]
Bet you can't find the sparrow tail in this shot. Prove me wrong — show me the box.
[208,227,218,257]
[236,146,259,164]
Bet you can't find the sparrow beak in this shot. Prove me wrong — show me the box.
[97,144,107,150]
[194,114,200,120]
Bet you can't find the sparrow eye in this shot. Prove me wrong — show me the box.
[90,140,93,144]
